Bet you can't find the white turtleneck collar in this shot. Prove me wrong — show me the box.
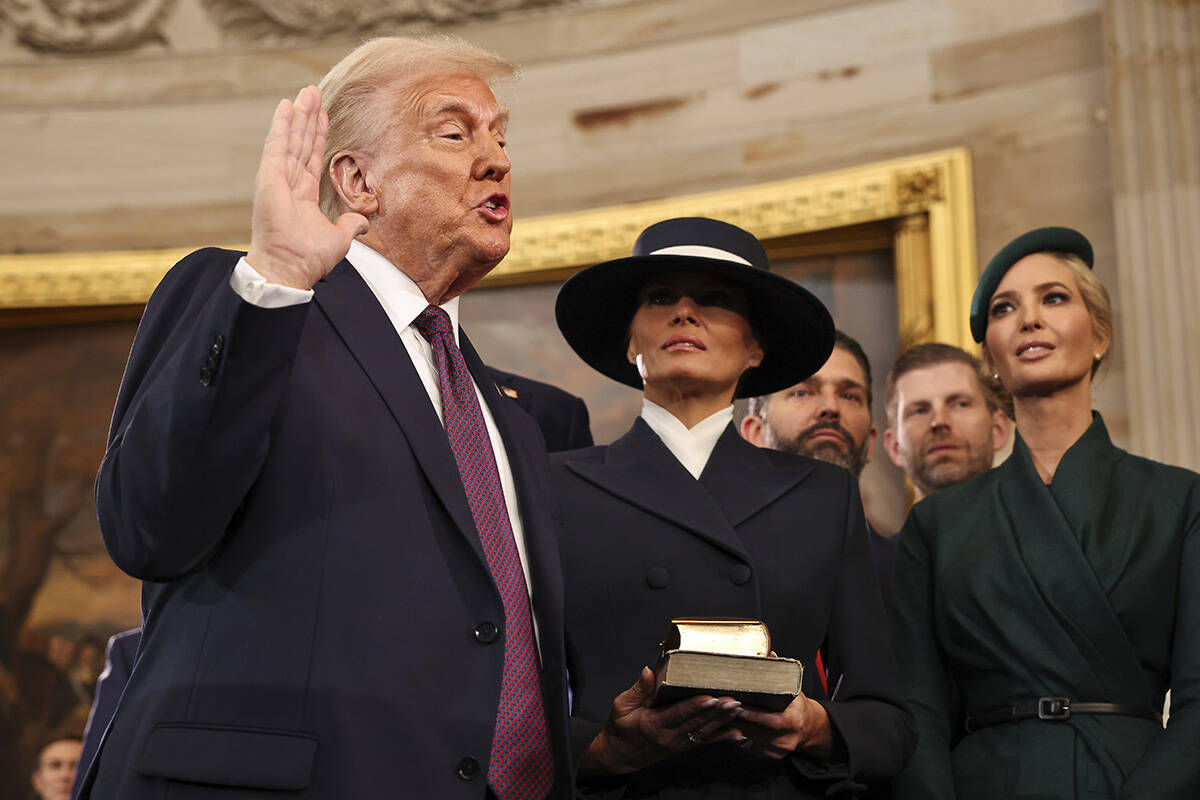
[639,399,733,479]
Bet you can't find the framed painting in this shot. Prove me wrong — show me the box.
[0,147,976,793]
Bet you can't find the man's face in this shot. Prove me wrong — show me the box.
[31,739,81,800]
[743,347,874,475]
[355,72,511,297]
[46,635,74,671]
[884,361,1007,497]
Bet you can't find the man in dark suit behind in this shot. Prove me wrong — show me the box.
[741,330,896,606]
[488,368,593,453]
[86,36,571,799]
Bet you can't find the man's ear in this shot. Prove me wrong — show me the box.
[865,426,878,465]
[991,410,1012,452]
[329,151,378,217]
[882,427,905,470]
[740,414,767,447]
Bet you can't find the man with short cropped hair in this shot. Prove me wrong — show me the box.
[32,736,81,800]
[88,35,571,799]
[882,343,1011,501]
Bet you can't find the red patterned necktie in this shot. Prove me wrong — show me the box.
[413,305,554,800]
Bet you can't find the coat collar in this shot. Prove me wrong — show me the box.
[997,412,1148,704]
[312,260,483,564]
[564,420,815,559]
[699,424,815,528]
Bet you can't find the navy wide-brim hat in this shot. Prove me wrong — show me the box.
[555,217,835,398]
[969,226,1094,342]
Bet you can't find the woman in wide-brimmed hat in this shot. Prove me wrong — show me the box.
[891,227,1200,798]
[552,217,915,798]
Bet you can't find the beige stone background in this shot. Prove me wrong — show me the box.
[0,0,1196,792]
[3,0,1168,433]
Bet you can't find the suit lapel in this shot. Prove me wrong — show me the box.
[700,425,814,528]
[312,261,483,563]
[462,332,569,729]
[461,332,560,596]
[564,419,751,561]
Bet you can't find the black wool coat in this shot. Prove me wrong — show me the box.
[553,419,915,798]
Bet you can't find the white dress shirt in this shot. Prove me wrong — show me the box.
[230,242,537,608]
[639,399,733,479]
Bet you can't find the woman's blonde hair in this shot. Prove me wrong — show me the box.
[982,251,1115,380]
[317,35,516,219]
[1056,252,1114,378]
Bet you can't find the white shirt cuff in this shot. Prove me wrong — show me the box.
[230,257,314,308]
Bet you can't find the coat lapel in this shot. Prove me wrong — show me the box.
[312,261,483,564]
[699,425,815,528]
[461,331,563,612]
[996,416,1147,702]
[564,419,751,561]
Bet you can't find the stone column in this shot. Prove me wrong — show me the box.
[1103,0,1200,470]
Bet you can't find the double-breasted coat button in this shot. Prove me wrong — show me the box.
[730,565,752,585]
[199,367,213,386]
[645,566,670,589]
[456,757,481,780]
[474,621,499,643]
[211,333,225,351]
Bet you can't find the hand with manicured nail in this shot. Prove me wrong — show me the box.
[578,666,748,777]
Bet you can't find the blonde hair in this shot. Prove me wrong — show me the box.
[1057,252,1114,378]
[982,251,1115,380]
[317,35,516,219]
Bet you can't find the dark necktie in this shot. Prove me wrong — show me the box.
[412,305,554,800]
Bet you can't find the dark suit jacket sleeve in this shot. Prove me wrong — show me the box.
[96,249,311,581]
[807,472,916,786]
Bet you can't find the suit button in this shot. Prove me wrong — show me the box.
[199,367,213,386]
[205,354,219,370]
[456,757,480,780]
[212,333,225,350]
[730,565,752,585]
[646,566,670,589]
[474,621,499,643]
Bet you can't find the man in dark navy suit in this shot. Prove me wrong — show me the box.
[741,330,896,605]
[85,35,571,799]
[488,368,593,453]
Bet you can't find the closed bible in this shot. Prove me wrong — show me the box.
[650,618,803,712]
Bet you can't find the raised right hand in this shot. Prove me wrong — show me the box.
[246,85,369,290]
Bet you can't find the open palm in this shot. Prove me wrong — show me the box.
[247,85,369,289]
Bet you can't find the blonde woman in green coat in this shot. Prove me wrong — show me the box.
[891,227,1200,799]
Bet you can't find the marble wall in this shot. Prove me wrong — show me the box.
[2,0,1134,440]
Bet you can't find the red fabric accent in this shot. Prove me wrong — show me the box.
[815,650,828,699]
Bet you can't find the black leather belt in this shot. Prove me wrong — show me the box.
[964,697,1162,734]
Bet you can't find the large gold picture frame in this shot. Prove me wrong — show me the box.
[0,147,977,351]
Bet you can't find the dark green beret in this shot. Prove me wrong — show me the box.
[969,226,1094,342]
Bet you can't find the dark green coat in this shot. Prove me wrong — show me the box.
[891,414,1200,799]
